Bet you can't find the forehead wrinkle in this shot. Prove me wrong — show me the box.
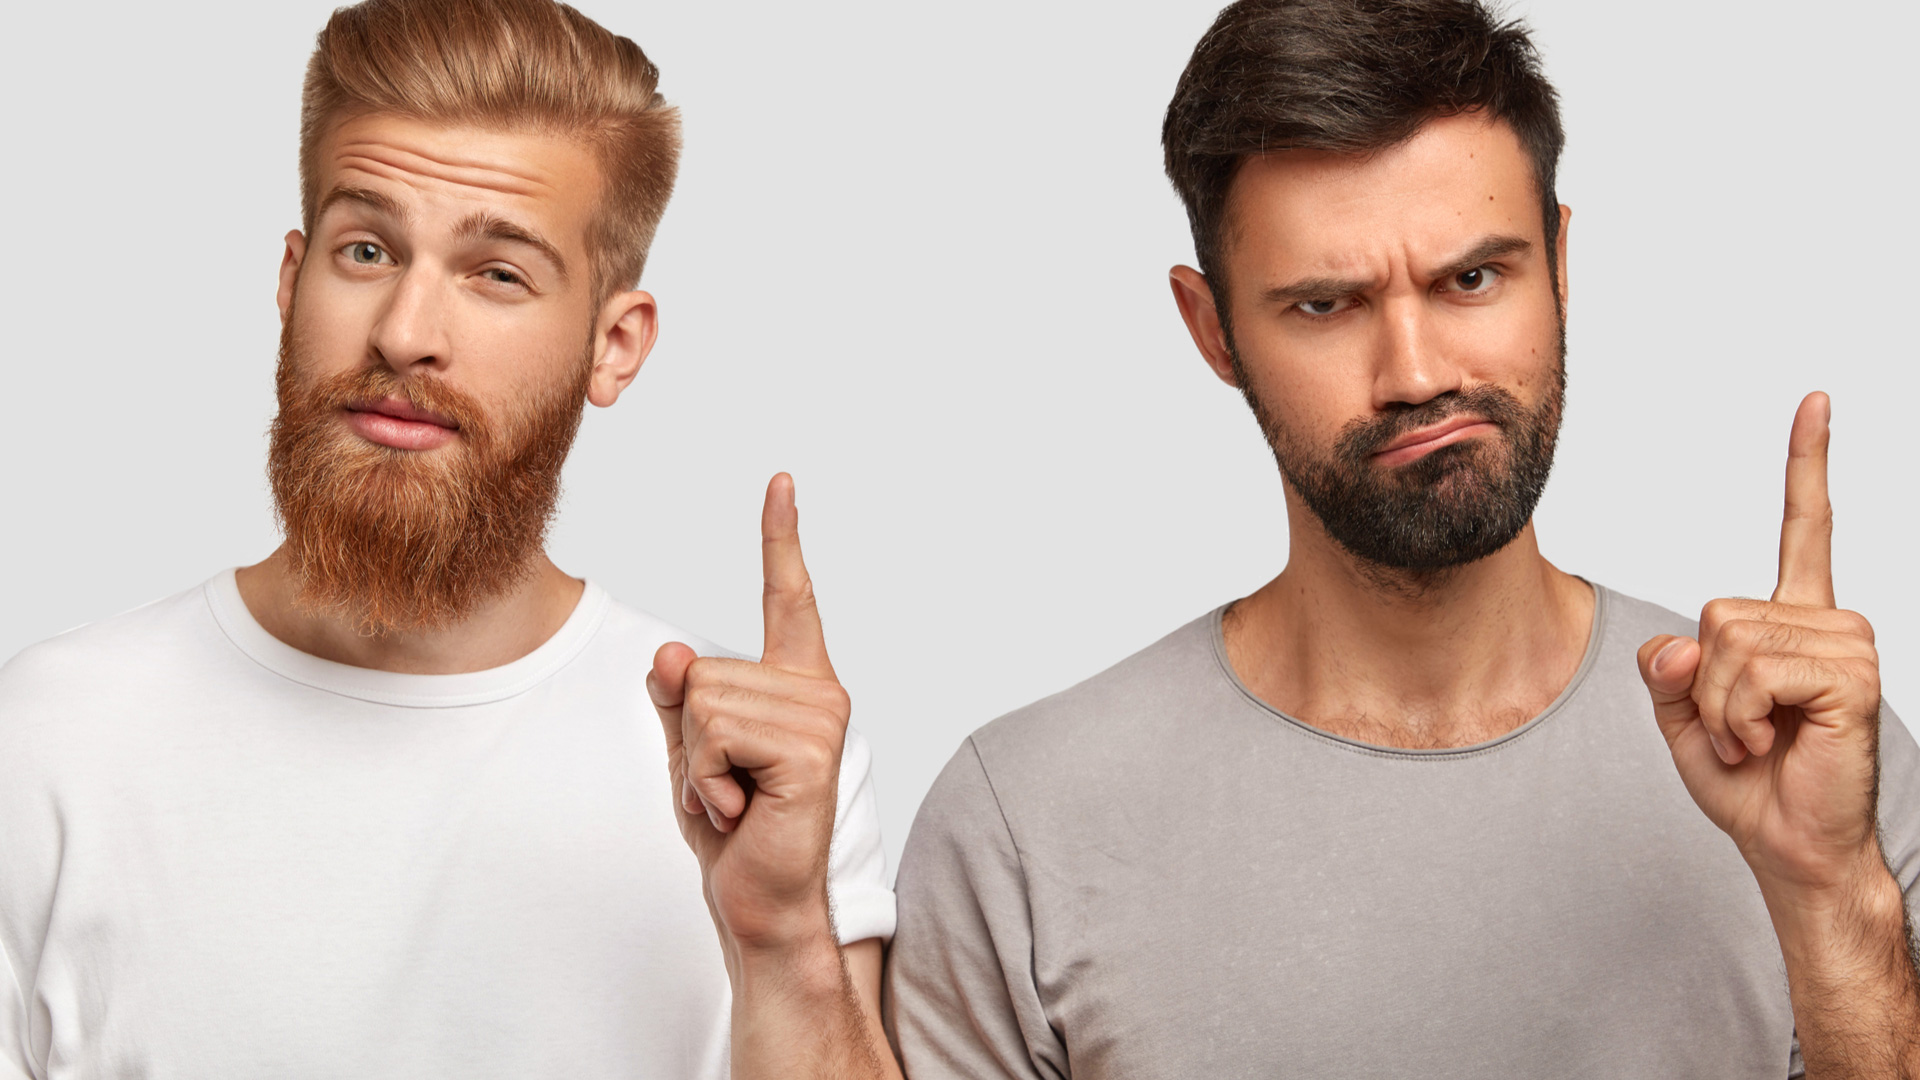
[333,139,558,199]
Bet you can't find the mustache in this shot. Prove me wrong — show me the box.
[1334,385,1530,462]
[304,366,493,448]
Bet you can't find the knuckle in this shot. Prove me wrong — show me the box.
[692,710,735,745]
[1699,598,1747,638]
[819,681,852,718]
[1744,651,1785,681]
[1719,619,1761,652]
[768,576,820,610]
[683,682,723,717]
[800,733,839,774]
[1844,656,1882,692]
[1837,608,1875,644]
[683,657,720,689]
[808,705,850,740]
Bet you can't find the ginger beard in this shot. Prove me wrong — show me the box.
[1238,324,1567,583]
[266,309,593,635]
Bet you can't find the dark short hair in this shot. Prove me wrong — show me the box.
[1163,0,1564,316]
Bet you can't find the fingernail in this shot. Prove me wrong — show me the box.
[1654,639,1682,674]
[1709,734,1735,764]
[681,778,699,815]
[706,805,724,832]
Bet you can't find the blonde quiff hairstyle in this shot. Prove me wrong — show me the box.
[299,0,681,302]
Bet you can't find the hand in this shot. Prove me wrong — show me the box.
[648,473,852,953]
[1636,392,1886,901]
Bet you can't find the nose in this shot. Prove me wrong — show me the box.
[1370,291,1463,411]
[367,265,453,374]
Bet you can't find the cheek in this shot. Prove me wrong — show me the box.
[1448,295,1561,391]
[449,314,589,407]
[288,278,379,378]
[1237,345,1357,445]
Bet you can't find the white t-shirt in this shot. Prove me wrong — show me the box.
[0,571,895,1079]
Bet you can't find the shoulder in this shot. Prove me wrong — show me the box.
[915,612,1226,830]
[0,582,216,712]
[970,610,1223,760]
[590,591,745,662]
[0,581,224,811]
[1594,584,1697,645]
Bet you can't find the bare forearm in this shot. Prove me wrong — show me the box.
[1768,858,1920,1079]
[730,934,902,1080]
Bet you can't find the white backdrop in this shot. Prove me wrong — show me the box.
[2,0,1912,880]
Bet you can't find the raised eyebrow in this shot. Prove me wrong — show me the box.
[452,211,571,285]
[316,185,411,227]
[1429,235,1533,282]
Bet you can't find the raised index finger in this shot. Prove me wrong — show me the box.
[1772,391,1836,609]
[760,472,834,676]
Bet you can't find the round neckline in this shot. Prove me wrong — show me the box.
[203,568,612,709]
[1206,582,1611,759]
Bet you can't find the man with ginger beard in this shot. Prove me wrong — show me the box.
[0,1,900,1077]
[266,335,593,633]
[884,1,1920,1076]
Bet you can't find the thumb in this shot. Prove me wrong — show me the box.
[1636,634,1703,746]
[648,641,700,815]
[647,640,696,715]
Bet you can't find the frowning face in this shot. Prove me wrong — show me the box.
[1177,112,1571,576]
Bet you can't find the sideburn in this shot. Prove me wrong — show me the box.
[266,316,592,636]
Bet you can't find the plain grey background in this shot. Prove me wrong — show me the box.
[2,0,1912,881]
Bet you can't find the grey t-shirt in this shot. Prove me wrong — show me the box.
[884,586,1920,1079]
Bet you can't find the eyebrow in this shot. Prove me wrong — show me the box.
[452,211,571,285]
[317,185,411,225]
[1429,234,1533,283]
[314,186,571,286]
[1260,234,1535,305]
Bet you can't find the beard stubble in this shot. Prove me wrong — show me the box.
[266,312,593,636]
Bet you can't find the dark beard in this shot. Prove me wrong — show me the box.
[265,314,592,635]
[1239,336,1566,583]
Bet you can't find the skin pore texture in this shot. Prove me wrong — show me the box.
[1171,113,1590,750]
[234,112,894,1077]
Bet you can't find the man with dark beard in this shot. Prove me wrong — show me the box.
[0,1,901,1077]
[883,1,1920,1077]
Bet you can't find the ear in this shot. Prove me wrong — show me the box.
[588,289,659,408]
[1554,204,1572,316]
[277,230,308,324]
[1169,265,1239,389]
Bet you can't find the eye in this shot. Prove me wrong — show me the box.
[1442,266,1500,294]
[481,267,527,287]
[343,241,392,266]
[1294,296,1355,317]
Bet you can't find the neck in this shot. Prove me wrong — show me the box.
[1224,500,1594,750]
[234,547,585,675]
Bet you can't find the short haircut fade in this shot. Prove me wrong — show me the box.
[300,0,681,301]
[1163,0,1564,309]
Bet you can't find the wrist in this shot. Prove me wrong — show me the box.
[1759,845,1907,969]
[728,925,848,1009]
